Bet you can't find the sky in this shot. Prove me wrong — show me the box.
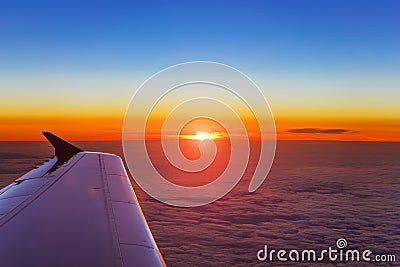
[0,0,399,141]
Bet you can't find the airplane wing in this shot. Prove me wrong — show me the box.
[0,132,166,267]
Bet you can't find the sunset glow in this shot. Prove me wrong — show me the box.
[191,132,213,140]
[179,131,227,141]
[1,114,399,142]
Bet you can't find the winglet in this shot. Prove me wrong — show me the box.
[42,132,83,165]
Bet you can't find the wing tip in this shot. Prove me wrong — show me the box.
[42,132,83,170]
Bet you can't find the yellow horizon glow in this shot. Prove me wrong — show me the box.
[0,114,399,142]
[192,132,213,140]
[180,131,228,140]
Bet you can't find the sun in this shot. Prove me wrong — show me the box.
[192,131,213,140]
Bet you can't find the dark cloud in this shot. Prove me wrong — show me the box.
[286,128,351,134]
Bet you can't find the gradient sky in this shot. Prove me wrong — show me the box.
[1,0,399,141]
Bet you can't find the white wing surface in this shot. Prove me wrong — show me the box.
[0,132,166,267]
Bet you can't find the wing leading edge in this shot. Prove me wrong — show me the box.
[0,133,166,267]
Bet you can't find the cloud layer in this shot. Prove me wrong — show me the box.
[1,141,399,266]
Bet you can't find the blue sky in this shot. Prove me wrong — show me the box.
[0,0,399,120]
[1,0,399,73]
